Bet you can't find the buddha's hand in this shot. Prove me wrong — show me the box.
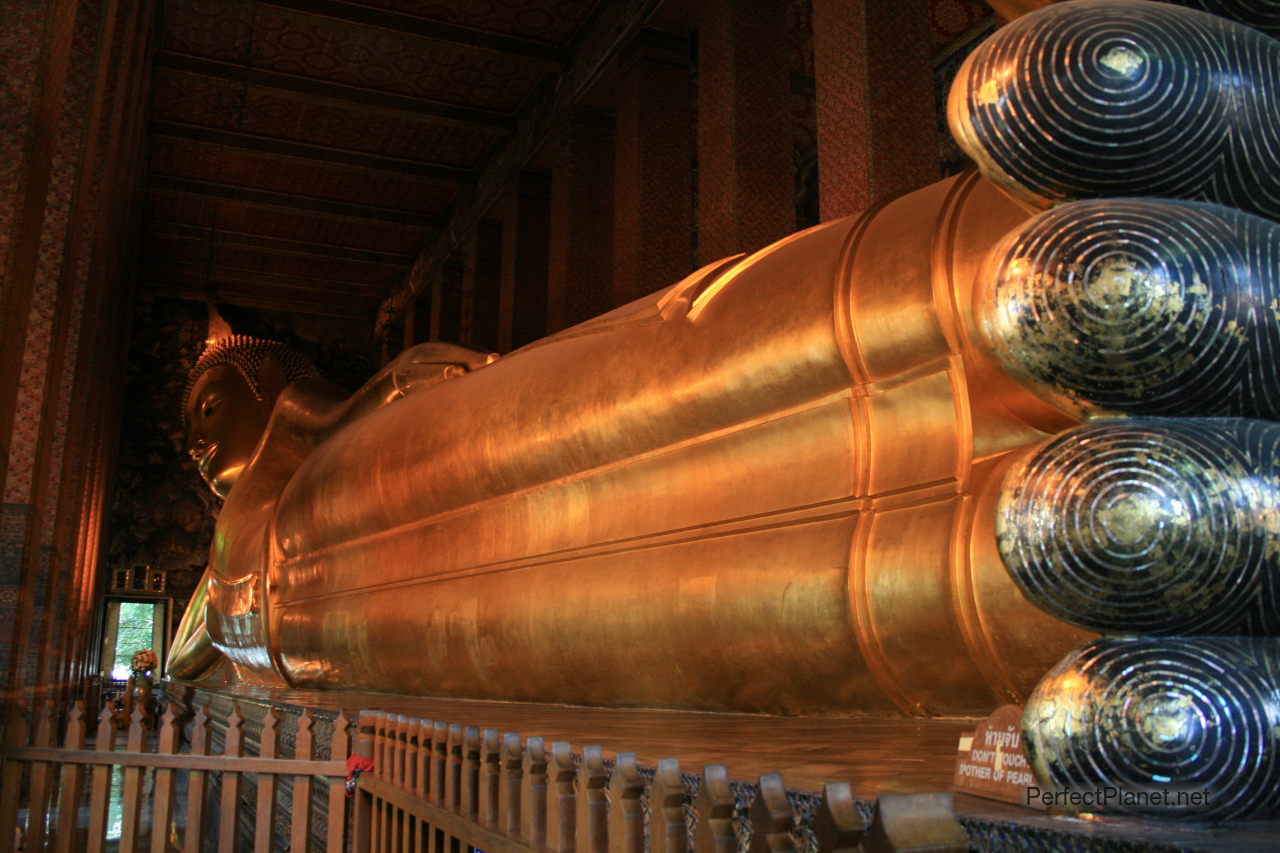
[950,0,1280,821]
[389,341,499,398]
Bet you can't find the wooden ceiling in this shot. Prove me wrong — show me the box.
[139,0,600,320]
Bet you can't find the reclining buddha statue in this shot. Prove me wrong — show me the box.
[169,2,1280,802]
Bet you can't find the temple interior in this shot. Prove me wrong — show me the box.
[3,0,988,719]
[4,0,1280,849]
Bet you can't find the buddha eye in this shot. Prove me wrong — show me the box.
[202,399,220,417]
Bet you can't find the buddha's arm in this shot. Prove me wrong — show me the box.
[167,565,219,679]
[268,342,498,448]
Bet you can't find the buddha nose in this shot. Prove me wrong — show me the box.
[188,435,207,460]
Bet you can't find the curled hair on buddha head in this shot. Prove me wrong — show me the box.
[184,334,319,423]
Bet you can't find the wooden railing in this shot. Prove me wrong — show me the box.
[1,702,971,852]
[350,710,971,853]
[0,701,351,852]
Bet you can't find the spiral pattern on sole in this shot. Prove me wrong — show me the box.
[1023,637,1280,821]
[948,0,1280,219]
[998,418,1280,635]
[978,199,1280,420]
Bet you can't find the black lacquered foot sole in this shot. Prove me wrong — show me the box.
[950,0,1280,219]
[977,198,1280,420]
[998,417,1280,636]
[1023,636,1280,821]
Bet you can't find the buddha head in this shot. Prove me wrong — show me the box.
[184,335,318,498]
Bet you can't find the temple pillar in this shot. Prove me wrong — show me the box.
[812,0,939,220]
[547,112,615,332]
[498,172,551,351]
[466,220,504,351]
[696,0,795,262]
[0,0,154,708]
[438,254,465,346]
[612,33,696,305]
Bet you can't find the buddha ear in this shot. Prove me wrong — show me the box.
[256,355,290,403]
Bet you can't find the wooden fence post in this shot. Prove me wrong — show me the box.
[328,711,353,853]
[748,773,796,853]
[149,704,181,853]
[431,721,448,806]
[404,712,419,788]
[863,793,968,853]
[814,782,865,852]
[499,733,523,837]
[253,707,280,853]
[290,710,315,853]
[546,741,576,852]
[371,711,387,853]
[218,705,245,853]
[520,736,548,847]
[695,764,737,853]
[0,706,30,851]
[446,723,463,811]
[461,725,481,819]
[401,715,419,853]
[650,758,688,853]
[119,707,148,851]
[353,711,376,853]
[26,703,55,852]
[386,712,401,850]
[54,702,88,853]
[606,752,644,853]
[182,705,211,853]
[479,728,501,828]
[397,714,410,790]
[576,745,609,853]
[413,719,430,800]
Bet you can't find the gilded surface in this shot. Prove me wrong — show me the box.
[174,172,1098,716]
[173,0,1280,747]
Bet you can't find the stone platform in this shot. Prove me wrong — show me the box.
[163,681,1279,852]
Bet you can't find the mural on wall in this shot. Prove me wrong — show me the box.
[105,296,376,638]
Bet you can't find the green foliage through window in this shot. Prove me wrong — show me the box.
[111,601,156,679]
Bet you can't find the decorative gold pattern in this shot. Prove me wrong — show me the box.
[171,173,1099,716]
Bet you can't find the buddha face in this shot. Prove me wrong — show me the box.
[185,364,271,498]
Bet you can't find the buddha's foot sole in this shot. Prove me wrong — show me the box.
[997,417,1280,636]
[977,198,1280,421]
[1023,636,1280,821]
[949,0,1280,219]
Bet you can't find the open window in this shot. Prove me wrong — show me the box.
[99,597,169,680]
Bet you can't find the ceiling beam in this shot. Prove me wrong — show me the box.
[140,279,375,320]
[151,121,479,183]
[257,0,570,64]
[376,3,675,336]
[143,236,405,286]
[149,175,445,227]
[146,222,414,265]
[143,259,390,298]
[154,52,516,131]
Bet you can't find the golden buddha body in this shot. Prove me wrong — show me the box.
[171,171,1091,716]
[171,0,1280,740]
